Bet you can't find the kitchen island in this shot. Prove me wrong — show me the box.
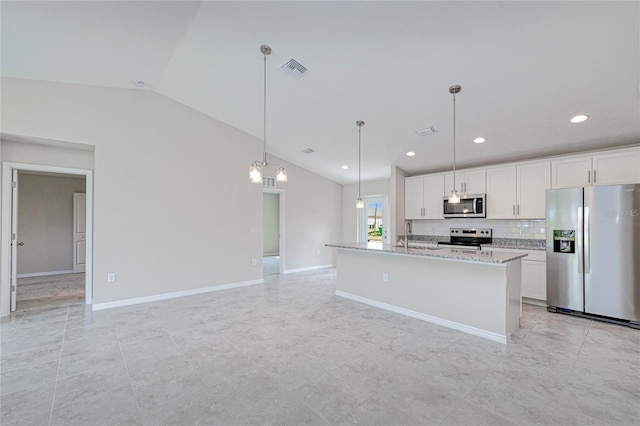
[326,242,527,344]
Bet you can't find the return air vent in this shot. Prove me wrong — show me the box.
[302,148,315,154]
[280,57,309,79]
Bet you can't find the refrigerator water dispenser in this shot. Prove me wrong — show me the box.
[553,230,575,253]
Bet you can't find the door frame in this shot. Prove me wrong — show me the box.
[262,187,285,274]
[358,195,390,244]
[1,162,94,317]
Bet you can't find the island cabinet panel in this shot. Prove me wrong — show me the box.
[332,247,523,344]
[487,161,550,219]
[404,177,424,219]
[551,147,640,188]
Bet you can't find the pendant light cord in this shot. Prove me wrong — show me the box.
[359,125,362,199]
[263,51,268,166]
[452,91,456,190]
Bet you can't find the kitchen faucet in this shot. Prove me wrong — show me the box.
[404,221,412,249]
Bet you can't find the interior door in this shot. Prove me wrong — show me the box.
[10,170,18,312]
[73,193,87,273]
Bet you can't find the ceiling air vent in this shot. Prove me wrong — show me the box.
[302,148,315,154]
[416,127,438,136]
[263,176,276,187]
[280,57,309,79]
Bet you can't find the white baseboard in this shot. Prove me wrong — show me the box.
[283,264,335,274]
[335,290,508,345]
[522,297,547,307]
[92,278,264,311]
[17,270,74,278]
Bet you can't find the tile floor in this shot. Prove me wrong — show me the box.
[1,268,639,425]
[16,273,84,312]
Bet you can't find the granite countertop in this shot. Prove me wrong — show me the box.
[325,242,528,264]
[407,235,546,251]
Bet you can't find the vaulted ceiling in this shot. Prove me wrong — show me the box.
[2,1,638,184]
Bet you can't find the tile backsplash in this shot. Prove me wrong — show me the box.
[411,219,546,240]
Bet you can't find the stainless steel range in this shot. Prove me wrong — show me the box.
[437,228,493,250]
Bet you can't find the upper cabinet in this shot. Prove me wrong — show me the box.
[551,147,640,188]
[405,146,638,220]
[444,168,486,195]
[404,174,445,219]
[424,174,445,219]
[485,161,550,219]
[405,177,425,220]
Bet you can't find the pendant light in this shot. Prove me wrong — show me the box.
[356,120,365,209]
[249,44,287,184]
[448,85,461,204]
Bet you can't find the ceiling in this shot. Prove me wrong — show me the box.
[2,1,639,184]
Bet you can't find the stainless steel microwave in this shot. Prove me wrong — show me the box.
[442,194,486,218]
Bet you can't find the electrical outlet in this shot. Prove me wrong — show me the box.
[316,249,321,256]
[250,227,257,235]
[382,273,389,282]
[107,273,116,283]
[251,259,257,266]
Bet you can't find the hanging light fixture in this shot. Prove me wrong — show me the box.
[249,44,287,184]
[356,120,365,209]
[448,85,461,204]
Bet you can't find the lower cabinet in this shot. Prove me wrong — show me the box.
[490,248,546,304]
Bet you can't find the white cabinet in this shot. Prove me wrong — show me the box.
[551,147,640,188]
[517,162,551,218]
[444,168,486,195]
[490,248,546,303]
[592,149,640,186]
[423,174,445,219]
[405,177,425,220]
[486,161,550,219]
[405,174,445,219]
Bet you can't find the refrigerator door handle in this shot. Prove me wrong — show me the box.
[577,206,583,274]
[584,206,590,274]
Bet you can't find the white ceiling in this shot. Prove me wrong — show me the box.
[2,1,639,184]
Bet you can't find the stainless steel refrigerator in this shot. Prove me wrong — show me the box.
[546,184,640,327]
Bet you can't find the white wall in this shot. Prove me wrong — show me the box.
[342,179,391,242]
[1,138,95,170]
[17,173,86,275]
[1,77,342,307]
[262,192,279,256]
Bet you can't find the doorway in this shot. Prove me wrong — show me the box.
[1,162,94,317]
[14,172,86,312]
[358,195,390,248]
[263,188,284,276]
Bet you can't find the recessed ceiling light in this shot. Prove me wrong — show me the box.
[406,151,416,157]
[474,137,486,144]
[341,165,349,169]
[570,114,589,123]
[416,127,438,136]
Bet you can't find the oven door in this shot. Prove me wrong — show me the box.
[443,195,485,218]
